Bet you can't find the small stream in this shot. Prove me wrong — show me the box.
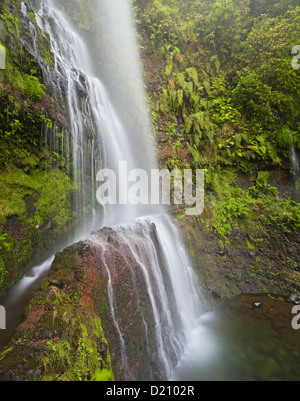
[0,257,54,351]
[173,294,300,381]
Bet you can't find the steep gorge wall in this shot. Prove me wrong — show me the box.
[0,0,77,299]
[177,215,300,308]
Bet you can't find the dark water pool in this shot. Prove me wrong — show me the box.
[173,295,300,381]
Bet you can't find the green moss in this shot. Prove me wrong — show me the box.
[22,74,45,101]
[42,316,114,381]
[0,166,75,230]
[36,287,113,381]
[0,39,52,165]
[0,165,76,298]
[0,0,75,300]
[201,167,300,239]
[1,12,21,37]
[27,11,36,25]
[0,283,114,381]
[0,0,54,70]
[246,239,255,251]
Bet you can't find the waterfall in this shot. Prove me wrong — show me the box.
[14,0,204,380]
[290,134,300,184]
[88,215,204,380]
[289,134,300,203]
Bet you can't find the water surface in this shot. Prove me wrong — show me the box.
[173,294,300,381]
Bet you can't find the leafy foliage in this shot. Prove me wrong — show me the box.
[135,0,300,170]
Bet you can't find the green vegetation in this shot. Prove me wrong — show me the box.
[0,0,299,382]
[0,165,76,298]
[135,0,300,169]
[0,282,114,381]
[22,74,45,101]
[0,166,75,228]
[44,329,113,381]
[134,0,300,239]
[0,0,76,298]
[40,289,114,382]
[205,168,300,239]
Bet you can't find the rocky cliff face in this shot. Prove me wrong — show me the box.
[177,215,300,308]
[0,0,76,299]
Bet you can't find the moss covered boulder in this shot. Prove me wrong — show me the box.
[0,269,113,381]
[46,226,168,381]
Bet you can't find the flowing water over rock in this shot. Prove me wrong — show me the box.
[32,0,158,229]
[290,133,300,201]
[290,135,299,180]
[0,257,54,350]
[88,215,204,380]
[31,0,205,378]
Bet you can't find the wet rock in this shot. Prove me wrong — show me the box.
[0,346,45,381]
[55,112,67,127]
[49,280,63,289]
[0,285,113,382]
[75,80,88,98]
[4,215,21,231]
[176,212,300,310]
[289,294,300,304]
[0,220,167,381]
[45,221,52,230]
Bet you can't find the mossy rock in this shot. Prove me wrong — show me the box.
[0,165,77,299]
[0,285,114,381]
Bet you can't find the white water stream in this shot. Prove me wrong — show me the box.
[290,134,299,183]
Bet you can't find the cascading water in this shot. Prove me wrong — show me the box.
[290,134,299,183]
[1,0,205,380]
[87,214,204,380]
[289,133,300,202]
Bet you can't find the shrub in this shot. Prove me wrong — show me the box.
[22,75,45,101]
